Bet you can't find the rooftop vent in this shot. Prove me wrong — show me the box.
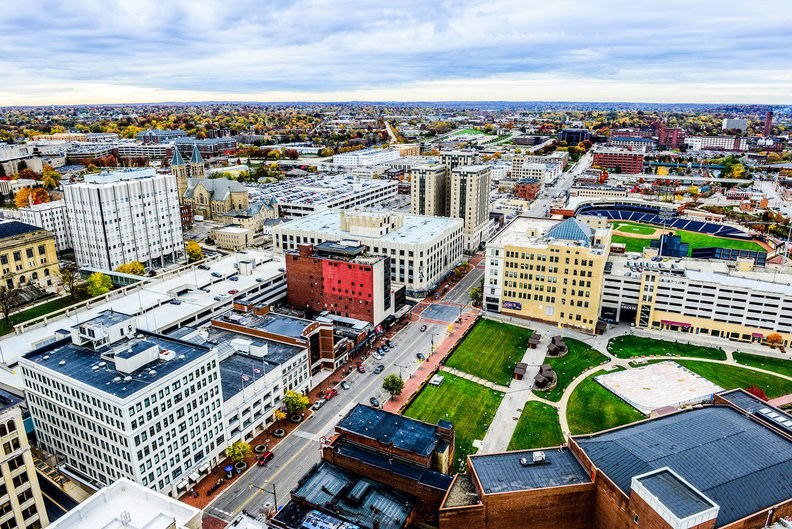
[123,376,132,383]
[92,365,100,371]
[98,362,107,368]
[113,377,122,383]
[533,451,546,464]
[59,360,66,366]
[148,370,156,376]
[42,355,50,361]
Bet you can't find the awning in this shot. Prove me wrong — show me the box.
[752,332,764,338]
[198,463,210,473]
[661,320,691,328]
[188,472,200,482]
[176,480,189,490]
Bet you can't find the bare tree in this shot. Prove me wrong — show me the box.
[0,277,22,323]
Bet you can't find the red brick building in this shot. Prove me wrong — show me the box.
[514,178,542,200]
[657,125,686,149]
[593,149,645,174]
[180,204,193,229]
[285,241,394,326]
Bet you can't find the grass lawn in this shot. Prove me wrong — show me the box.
[404,370,503,468]
[609,224,764,256]
[610,234,653,253]
[0,294,87,336]
[734,352,792,378]
[608,335,727,361]
[676,360,792,399]
[567,369,645,435]
[445,319,533,386]
[610,221,659,235]
[534,339,609,401]
[508,401,564,451]
[453,127,486,136]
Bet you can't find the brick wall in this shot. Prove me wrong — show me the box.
[479,484,596,529]
[628,488,715,529]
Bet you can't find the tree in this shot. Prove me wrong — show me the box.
[382,374,404,399]
[0,277,21,323]
[14,188,32,208]
[225,440,252,463]
[470,286,483,306]
[115,261,145,275]
[16,160,27,172]
[282,390,310,415]
[41,164,61,190]
[745,386,768,401]
[186,241,203,262]
[30,187,50,205]
[0,164,5,178]
[85,272,112,297]
[60,264,81,301]
[16,168,39,180]
[319,147,334,157]
[273,409,286,427]
[766,333,783,347]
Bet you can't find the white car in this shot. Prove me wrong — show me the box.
[372,352,383,360]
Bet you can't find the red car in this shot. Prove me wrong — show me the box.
[257,451,274,466]
[357,364,366,373]
[228,289,239,295]
[324,389,338,400]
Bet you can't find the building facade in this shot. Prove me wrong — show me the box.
[64,168,184,270]
[411,164,448,217]
[722,118,748,131]
[182,178,249,220]
[449,165,492,252]
[440,150,480,171]
[273,209,464,297]
[684,136,749,152]
[0,221,59,289]
[210,225,254,250]
[592,149,645,174]
[332,148,400,167]
[0,390,49,529]
[484,217,611,334]
[514,178,542,200]
[656,125,686,149]
[18,200,72,253]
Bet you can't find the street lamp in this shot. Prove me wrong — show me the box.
[395,363,411,379]
[249,481,278,513]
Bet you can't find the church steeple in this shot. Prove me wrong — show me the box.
[189,144,206,178]
[170,146,188,204]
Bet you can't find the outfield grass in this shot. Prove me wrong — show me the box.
[608,335,727,361]
[508,401,564,451]
[609,224,764,256]
[567,369,645,435]
[404,370,503,468]
[534,339,609,401]
[677,360,792,399]
[445,319,533,386]
[610,234,653,253]
[0,294,88,336]
[611,221,658,235]
[452,127,486,136]
[734,352,792,378]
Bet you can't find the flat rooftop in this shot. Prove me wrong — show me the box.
[634,468,717,519]
[275,209,463,246]
[248,174,396,208]
[469,448,591,494]
[0,388,21,412]
[489,216,607,251]
[221,311,312,340]
[337,404,443,459]
[718,389,792,438]
[576,406,792,527]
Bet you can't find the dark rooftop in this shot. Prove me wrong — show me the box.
[469,448,591,494]
[0,389,21,412]
[73,309,134,329]
[22,332,212,399]
[337,404,444,459]
[576,406,792,527]
[315,240,367,257]
[221,311,312,341]
[0,220,47,240]
[718,389,792,438]
[635,468,717,519]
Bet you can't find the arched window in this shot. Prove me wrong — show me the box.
[0,423,7,437]
[7,420,15,433]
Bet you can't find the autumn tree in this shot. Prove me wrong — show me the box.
[186,241,203,262]
[16,168,39,180]
[85,272,112,297]
[31,188,50,205]
[282,390,310,415]
[115,261,145,275]
[745,386,768,401]
[273,409,286,427]
[41,164,62,190]
[225,440,252,463]
[766,333,783,347]
[14,188,32,208]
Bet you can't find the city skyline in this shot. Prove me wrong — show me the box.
[1,0,791,106]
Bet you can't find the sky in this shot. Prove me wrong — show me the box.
[1,0,790,106]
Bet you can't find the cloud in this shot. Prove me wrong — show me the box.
[0,0,790,104]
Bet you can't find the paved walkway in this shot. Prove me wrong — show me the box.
[442,367,509,392]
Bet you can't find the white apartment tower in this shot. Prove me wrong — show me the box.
[19,310,225,497]
[64,168,184,270]
[410,164,448,217]
[449,164,492,252]
[18,199,72,252]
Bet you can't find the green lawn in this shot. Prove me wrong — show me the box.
[0,294,87,336]
[567,369,646,435]
[609,225,764,256]
[508,401,564,451]
[452,127,487,136]
[445,319,533,386]
[734,352,792,378]
[677,360,792,399]
[608,335,727,361]
[610,234,653,253]
[534,339,609,401]
[611,221,659,235]
[404,370,503,469]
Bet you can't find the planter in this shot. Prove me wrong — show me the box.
[273,429,286,438]
[289,415,303,423]
[254,444,268,454]
[234,461,247,474]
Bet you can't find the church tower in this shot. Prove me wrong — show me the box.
[170,147,188,204]
[189,144,206,179]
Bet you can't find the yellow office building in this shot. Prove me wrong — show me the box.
[0,221,59,290]
[484,216,611,334]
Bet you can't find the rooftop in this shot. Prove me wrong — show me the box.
[80,167,158,184]
[0,388,21,412]
[248,174,396,209]
[576,406,792,526]
[0,220,47,240]
[489,216,607,251]
[337,404,446,459]
[469,448,591,494]
[634,468,718,520]
[718,389,792,439]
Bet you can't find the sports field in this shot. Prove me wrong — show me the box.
[609,221,765,255]
[452,127,486,136]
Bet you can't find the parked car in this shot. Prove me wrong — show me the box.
[369,397,380,408]
[228,276,239,281]
[376,347,384,355]
[324,389,338,400]
[416,353,426,361]
[373,364,385,374]
[311,399,326,410]
[198,264,210,270]
[341,381,350,390]
[257,451,274,466]
[213,296,224,301]
[278,268,285,272]
[169,299,182,305]
[386,340,394,348]
[255,277,265,283]
[372,352,383,360]
[420,325,427,332]
[382,344,390,352]
[211,272,222,278]
[228,289,239,295]
[357,364,366,373]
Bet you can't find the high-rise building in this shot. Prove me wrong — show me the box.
[64,168,184,270]
[449,164,492,252]
[484,216,612,334]
[440,150,480,171]
[18,200,72,253]
[0,389,49,529]
[656,125,686,149]
[722,117,748,132]
[592,148,645,174]
[764,111,774,138]
[410,164,448,217]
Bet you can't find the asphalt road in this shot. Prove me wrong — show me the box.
[444,265,484,305]
[205,315,448,522]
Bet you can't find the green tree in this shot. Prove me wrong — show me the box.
[86,272,112,297]
[115,261,145,275]
[60,264,81,301]
[186,241,203,262]
[225,440,252,463]
[282,390,310,415]
[382,374,405,399]
[470,286,483,306]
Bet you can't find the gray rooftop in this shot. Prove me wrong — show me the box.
[0,389,21,412]
[337,404,443,458]
[635,468,717,519]
[74,309,133,329]
[469,449,591,494]
[576,406,792,526]
[718,389,792,438]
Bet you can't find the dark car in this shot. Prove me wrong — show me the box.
[373,364,385,374]
[211,272,222,278]
[198,264,210,270]
[341,381,350,390]
[416,353,426,361]
[369,397,380,408]
[169,299,182,305]
[382,344,390,352]
[377,347,384,355]
[420,325,427,332]
[228,289,239,295]
[257,451,274,466]
[228,276,239,281]
[386,340,394,348]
